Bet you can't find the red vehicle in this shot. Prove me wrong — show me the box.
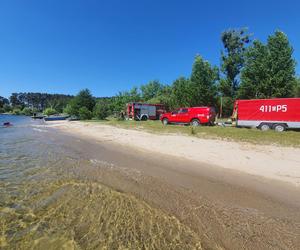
[160,107,216,126]
[126,102,166,121]
[232,98,300,131]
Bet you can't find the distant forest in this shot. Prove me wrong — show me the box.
[1,28,300,118]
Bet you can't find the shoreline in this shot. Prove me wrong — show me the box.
[41,121,300,249]
[45,120,300,187]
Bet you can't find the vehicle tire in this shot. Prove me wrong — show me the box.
[190,119,200,127]
[141,115,148,121]
[260,123,270,131]
[273,124,286,132]
[162,118,169,126]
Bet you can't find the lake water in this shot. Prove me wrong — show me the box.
[0,115,201,249]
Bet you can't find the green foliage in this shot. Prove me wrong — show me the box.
[238,40,269,98]
[267,31,296,97]
[140,80,164,101]
[9,92,72,111]
[21,107,33,116]
[171,77,193,108]
[295,78,300,97]
[79,106,93,120]
[0,96,9,108]
[44,108,57,116]
[3,104,12,113]
[12,108,22,115]
[65,89,95,116]
[190,55,218,106]
[217,96,234,117]
[220,28,251,97]
[94,100,110,120]
[110,87,141,113]
[239,31,296,99]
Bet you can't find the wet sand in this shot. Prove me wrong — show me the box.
[51,126,300,250]
[47,121,300,186]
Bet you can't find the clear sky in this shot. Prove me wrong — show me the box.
[0,0,299,98]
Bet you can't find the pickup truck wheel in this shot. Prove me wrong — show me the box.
[190,119,200,127]
[274,124,286,132]
[162,118,169,126]
[260,123,270,131]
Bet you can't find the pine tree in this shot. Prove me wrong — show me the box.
[239,40,269,98]
[239,31,296,99]
[267,31,296,97]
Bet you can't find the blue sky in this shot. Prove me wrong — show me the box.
[0,0,299,98]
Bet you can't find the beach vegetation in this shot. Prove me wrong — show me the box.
[65,89,95,117]
[44,108,57,116]
[93,100,110,120]
[21,107,34,116]
[78,106,93,120]
[12,108,22,115]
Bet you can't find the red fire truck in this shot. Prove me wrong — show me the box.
[232,98,300,131]
[126,102,166,121]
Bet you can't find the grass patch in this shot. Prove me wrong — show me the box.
[86,119,300,147]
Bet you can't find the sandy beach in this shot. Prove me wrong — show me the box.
[47,120,300,186]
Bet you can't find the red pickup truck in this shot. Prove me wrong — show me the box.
[160,107,216,126]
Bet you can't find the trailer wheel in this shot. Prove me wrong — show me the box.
[273,124,286,132]
[259,123,270,131]
[162,118,169,126]
[141,115,148,121]
[190,119,200,127]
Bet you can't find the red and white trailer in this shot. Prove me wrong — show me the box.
[126,102,166,121]
[232,98,300,131]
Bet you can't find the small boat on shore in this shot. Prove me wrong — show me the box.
[44,115,69,121]
[31,114,45,119]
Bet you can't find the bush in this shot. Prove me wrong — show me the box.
[93,101,109,120]
[79,106,93,120]
[44,108,57,116]
[12,108,22,115]
[22,107,33,116]
[63,104,74,115]
[3,104,12,113]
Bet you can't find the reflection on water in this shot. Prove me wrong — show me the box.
[0,115,201,249]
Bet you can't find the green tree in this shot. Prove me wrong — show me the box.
[0,96,9,108]
[78,106,93,120]
[3,104,12,113]
[147,85,174,110]
[65,89,95,116]
[171,77,193,108]
[238,40,269,98]
[239,31,296,99]
[190,55,218,106]
[295,78,300,97]
[94,100,110,120]
[220,28,251,97]
[110,87,141,113]
[267,31,296,97]
[43,108,57,116]
[140,80,164,101]
[21,107,33,116]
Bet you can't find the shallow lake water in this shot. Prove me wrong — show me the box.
[0,115,201,249]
